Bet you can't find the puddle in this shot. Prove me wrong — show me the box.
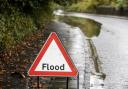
[54,10,105,88]
[55,15,105,89]
[54,10,128,89]
[57,16,102,38]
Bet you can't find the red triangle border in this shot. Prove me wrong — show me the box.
[28,32,78,77]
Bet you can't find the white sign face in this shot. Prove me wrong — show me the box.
[35,40,71,72]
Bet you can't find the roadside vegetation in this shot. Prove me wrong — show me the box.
[0,0,75,53]
[0,1,54,52]
[66,0,128,12]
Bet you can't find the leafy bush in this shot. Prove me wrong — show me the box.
[0,0,53,52]
[66,0,128,12]
[0,11,37,51]
[0,0,75,52]
[67,0,99,12]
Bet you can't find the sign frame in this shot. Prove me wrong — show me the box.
[28,32,78,77]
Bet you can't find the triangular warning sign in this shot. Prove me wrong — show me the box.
[28,32,78,77]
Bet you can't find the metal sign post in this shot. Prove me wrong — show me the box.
[66,77,69,89]
[37,76,40,89]
[77,72,79,89]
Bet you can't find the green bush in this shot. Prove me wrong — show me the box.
[0,0,75,52]
[66,0,128,12]
[0,12,37,51]
[67,0,99,12]
[0,1,53,52]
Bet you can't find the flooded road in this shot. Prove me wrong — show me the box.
[58,16,101,38]
[91,15,128,89]
[58,12,128,89]
[47,21,91,89]
[56,15,105,89]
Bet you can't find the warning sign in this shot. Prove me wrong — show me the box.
[28,32,78,77]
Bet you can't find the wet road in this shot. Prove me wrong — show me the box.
[64,12,128,89]
[47,21,90,89]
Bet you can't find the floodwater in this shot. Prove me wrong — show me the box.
[57,16,101,38]
[91,15,128,89]
[60,12,128,89]
[56,14,105,89]
[46,20,91,89]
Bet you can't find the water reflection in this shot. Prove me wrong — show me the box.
[58,16,102,38]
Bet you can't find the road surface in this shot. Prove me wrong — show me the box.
[46,21,90,89]
[62,12,128,89]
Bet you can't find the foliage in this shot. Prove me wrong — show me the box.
[0,0,54,52]
[66,0,128,12]
[67,0,99,12]
[0,0,75,52]
[0,11,36,51]
[54,0,77,6]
